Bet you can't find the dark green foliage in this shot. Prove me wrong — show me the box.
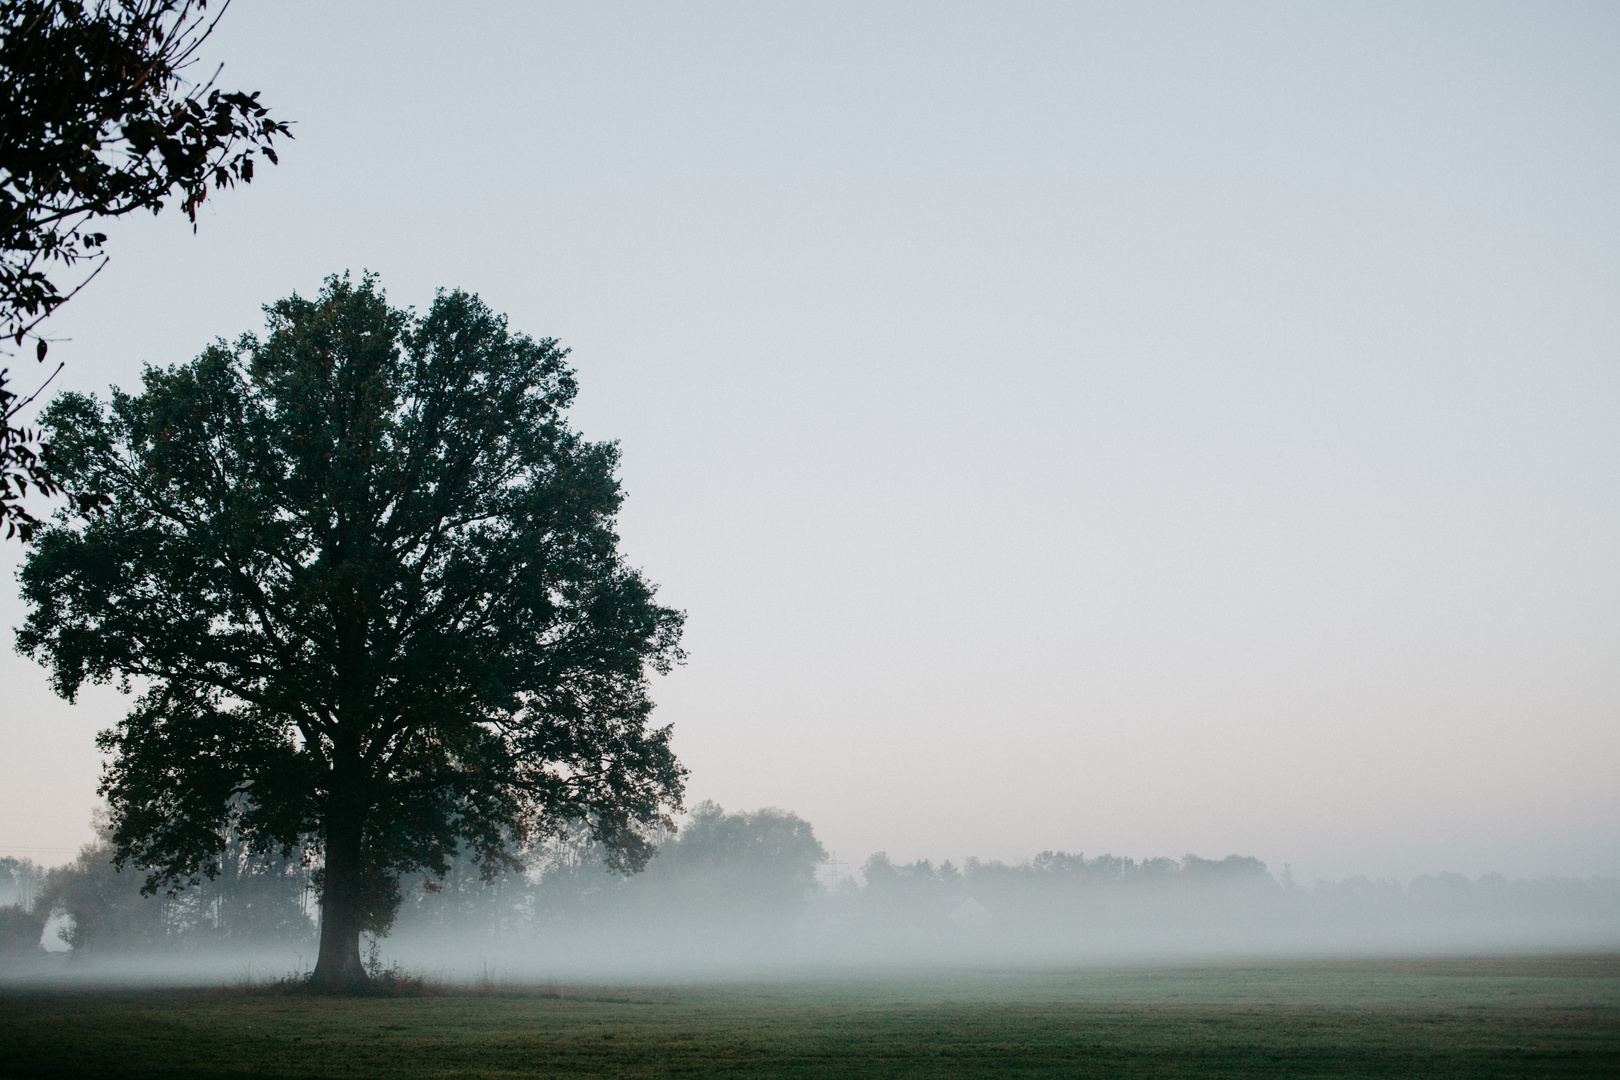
[0,0,289,334]
[16,274,686,985]
[190,836,314,946]
[0,856,50,956]
[0,904,44,955]
[0,382,95,540]
[0,0,289,538]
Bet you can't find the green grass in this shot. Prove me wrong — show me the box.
[2,956,1617,1078]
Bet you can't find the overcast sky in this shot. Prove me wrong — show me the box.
[3,1,1617,883]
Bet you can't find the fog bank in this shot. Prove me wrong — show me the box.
[4,804,1616,986]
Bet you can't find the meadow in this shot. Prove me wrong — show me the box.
[1,956,1617,1078]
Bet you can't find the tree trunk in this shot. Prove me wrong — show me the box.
[310,805,367,990]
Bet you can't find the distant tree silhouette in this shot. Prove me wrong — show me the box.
[648,802,826,915]
[600,801,825,937]
[0,903,44,955]
[37,825,162,953]
[0,0,290,539]
[396,803,827,948]
[0,855,46,908]
[0,854,48,956]
[34,816,313,954]
[16,274,686,988]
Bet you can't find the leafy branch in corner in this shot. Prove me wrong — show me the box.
[0,0,291,537]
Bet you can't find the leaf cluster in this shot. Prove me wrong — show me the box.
[0,0,289,343]
[0,360,109,537]
[0,0,289,538]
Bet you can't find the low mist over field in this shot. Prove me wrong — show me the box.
[4,802,1616,986]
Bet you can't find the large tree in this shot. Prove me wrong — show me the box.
[16,274,687,987]
[1,0,290,538]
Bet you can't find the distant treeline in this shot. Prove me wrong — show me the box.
[1,830,312,959]
[4,803,1618,970]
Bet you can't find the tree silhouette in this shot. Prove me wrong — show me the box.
[17,274,686,988]
[0,0,290,538]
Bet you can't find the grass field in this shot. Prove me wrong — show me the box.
[2,956,1617,1078]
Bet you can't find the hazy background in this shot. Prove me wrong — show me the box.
[2,1,1617,885]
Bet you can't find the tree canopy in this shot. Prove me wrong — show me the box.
[0,0,290,538]
[17,274,687,987]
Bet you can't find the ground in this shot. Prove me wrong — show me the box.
[1,956,1617,1078]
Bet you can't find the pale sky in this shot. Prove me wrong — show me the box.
[3,1,1618,884]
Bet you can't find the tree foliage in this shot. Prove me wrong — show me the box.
[17,274,686,986]
[0,855,47,909]
[35,820,313,955]
[0,0,290,538]
[0,901,45,955]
